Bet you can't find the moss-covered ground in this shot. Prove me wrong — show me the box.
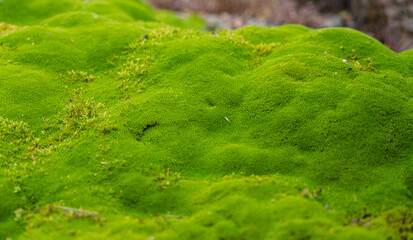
[0,0,412,239]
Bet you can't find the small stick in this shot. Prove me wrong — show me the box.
[224,117,230,122]
[167,167,170,178]
[165,215,188,219]
[57,206,98,216]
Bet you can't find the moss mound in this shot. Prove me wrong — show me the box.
[0,1,412,239]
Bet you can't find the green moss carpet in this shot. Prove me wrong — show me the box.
[0,0,412,239]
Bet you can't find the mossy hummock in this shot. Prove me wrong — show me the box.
[0,0,412,239]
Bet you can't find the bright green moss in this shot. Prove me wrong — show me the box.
[0,1,412,239]
[0,0,203,29]
[0,65,67,128]
[0,0,79,25]
[234,24,311,44]
[400,49,413,75]
[155,10,205,30]
[0,0,154,25]
[42,11,116,28]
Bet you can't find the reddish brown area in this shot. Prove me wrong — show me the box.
[148,0,413,52]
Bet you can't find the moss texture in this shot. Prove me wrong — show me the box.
[0,0,412,239]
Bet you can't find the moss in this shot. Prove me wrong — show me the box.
[0,1,412,239]
[0,64,67,128]
[155,10,205,30]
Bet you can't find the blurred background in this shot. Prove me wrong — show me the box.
[148,0,413,52]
